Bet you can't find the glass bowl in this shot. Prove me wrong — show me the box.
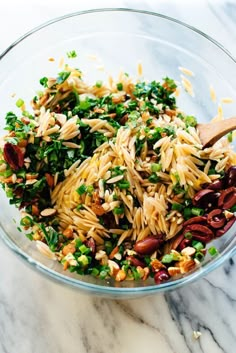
[0,8,236,298]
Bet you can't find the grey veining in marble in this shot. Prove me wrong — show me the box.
[0,1,236,353]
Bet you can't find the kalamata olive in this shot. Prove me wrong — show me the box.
[226,166,236,187]
[216,216,236,237]
[218,187,236,209]
[126,256,146,268]
[193,189,214,207]
[178,238,191,251]
[154,269,170,284]
[183,216,207,227]
[192,189,220,208]
[208,179,224,190]
[207,209,226,229]
[3,142,25,171]
[185,224,214,243]
[134,236,163,255]
[85,237,96,255]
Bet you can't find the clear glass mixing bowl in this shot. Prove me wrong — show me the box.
[0,9,236,298]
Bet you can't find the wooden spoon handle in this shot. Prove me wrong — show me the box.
[197,117,236,148]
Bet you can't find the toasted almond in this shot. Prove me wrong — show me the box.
[179,259,196,274]
[109,246,119,260]
[168,266,181,277]
[63,227,74,239]
[40,208,57,217]
[62,243,76,256]
[36,240,57,260]
[181,246,196,257]
[224,210,234,220]
[151,259,166,271]
[115,269,126,282]
[26,173,38,180]
[108,260,120,276]
[193,331,202,340]
[142,267,150,281]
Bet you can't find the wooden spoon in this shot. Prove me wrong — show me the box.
[197,117,236,148]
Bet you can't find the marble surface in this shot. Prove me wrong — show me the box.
[0,1,236,352]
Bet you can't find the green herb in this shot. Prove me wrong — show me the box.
[116,83,123,91]
[67,50,77,58]
[16,99,24,108]
[39,77,48,88]
[208,246,219,256]
[172,203,183,211]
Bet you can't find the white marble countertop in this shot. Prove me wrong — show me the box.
[0,1,236,352]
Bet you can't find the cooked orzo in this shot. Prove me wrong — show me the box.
[1,58,236,284]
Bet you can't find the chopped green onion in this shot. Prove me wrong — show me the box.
[16,98,24,108]
[113,206,124,215]
[117,180,130,189]
[172,203,183,211]
[148,173,160,183]
[208,246,219,256]
[151,163,162,172]
[227,132,233,143]
[20,216,33,227]
[76,184,87,195]
[76,204,84,211]
[86,185,94,195]
[183,208,192,219]
[91,268,99,277]
[95,80,103,88]
[67,50,77,58]
[39,77,48,87]
[161,254,174,264]
[195,251,205,261]
[79,244,89,254]
[116,83,123,91]
[230,205,236,212]
[192,207,204,216]
[78,254,89,266]
[184,232,192,239]
[192,241,204,251]
[56,71,71,84]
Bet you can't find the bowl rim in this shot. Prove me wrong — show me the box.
[0,7,236,294]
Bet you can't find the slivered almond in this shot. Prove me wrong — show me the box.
[40,208,57,217]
